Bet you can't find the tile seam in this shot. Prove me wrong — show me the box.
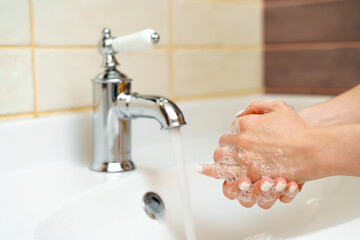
[0,107,92,119]
[169,0,176,99]
[5,42,357,51]
[0,45,262,51]
[266,42,360,51]
[0,86,264,119]
[0,112,35,120]
[194,0,261,7]
[29,0,38,117]
[266,0,344,8]
[38,106,93,115]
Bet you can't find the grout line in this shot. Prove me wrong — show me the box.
[0,46,32,49]
[30,49,38,117]
[265,41,360,52]
[0,87,264,120]
[0,107,92,120]
[29,0,39,117]
[173,88,264,102]
[0,45,96,49]
[266,87,347,95]
[194,0,261,7]
[0,44,261,51]
[38,106,92,116]
[168,0,176,99]
[0,112,35,120]
[171,45,261,51]
[35,45,97,50]
[265,0,344,8]
[29,0,35,46]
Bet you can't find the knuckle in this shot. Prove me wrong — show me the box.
[238,116,256,130]
[213,148,223,161]
[274,100,289,109]
[230,118,241,135]
[249,99,262,108]
[235,137,246,148]
[222,182,236,200]
[246,165,262,183]
[219,134,228,146]
[235,134,252,148]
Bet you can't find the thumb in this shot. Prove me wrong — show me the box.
[235,99,285,118]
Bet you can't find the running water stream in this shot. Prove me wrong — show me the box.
[168,127,197,240]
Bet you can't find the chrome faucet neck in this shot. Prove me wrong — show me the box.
[90,28,186,173]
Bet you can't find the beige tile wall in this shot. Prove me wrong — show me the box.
[0,0,263,119]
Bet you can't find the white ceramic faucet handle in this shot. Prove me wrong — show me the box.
[112,29,160,53]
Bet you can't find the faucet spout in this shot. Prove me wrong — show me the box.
[90,27,186,173]
[119,94,186,130]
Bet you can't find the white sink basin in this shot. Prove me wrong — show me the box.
[1,94,359,239]
[7,163,360,240]
[35,168,177,240]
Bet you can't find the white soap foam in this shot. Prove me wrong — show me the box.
[194,164,205,173]
[237,190,252,202]
[275,182,286,192]
[244,233,284,240]
[289,185,297,194]
[217,115,300,205]
[230,118,241,135]
[239,182,251,191]
[264,125,274,133]
[260,181,273,192]
[214,145,249,183]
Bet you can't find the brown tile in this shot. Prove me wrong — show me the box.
[265,48,360,92]
[265,0,360,43]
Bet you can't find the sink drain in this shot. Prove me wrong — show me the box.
[142,192,165,220]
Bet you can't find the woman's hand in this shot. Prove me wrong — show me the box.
[197,164,303,209]
[222,177,302,209]
[197,99,329,208]
[217,99,326,183]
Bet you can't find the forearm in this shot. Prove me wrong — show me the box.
[316,124,360,178]
[298,84,360,127]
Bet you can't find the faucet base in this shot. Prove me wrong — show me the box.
[89,161,135,173]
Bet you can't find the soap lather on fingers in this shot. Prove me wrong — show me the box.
[195,163,300,208]
[196,99,317,209]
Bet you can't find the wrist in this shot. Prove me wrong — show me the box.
[297,127,339,182]
[311,125,360,178]
[298,107,329,128]
[309,127,337,179]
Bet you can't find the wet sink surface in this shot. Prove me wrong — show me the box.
[27,164,360,240]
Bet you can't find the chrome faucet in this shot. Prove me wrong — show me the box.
[90,28,186,173]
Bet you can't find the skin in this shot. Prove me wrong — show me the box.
[197,84,360,209]
[298,84,360,127]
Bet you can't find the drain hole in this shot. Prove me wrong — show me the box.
[142,192,165,220]
[152,197,161,205]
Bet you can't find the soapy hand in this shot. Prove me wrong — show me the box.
[196,99,323,208]
[197,164,302,209]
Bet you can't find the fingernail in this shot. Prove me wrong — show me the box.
[261,181,273,192]
[235,109,245,117]
[275,182,286,192]
[195,164,206,173]
[289,185,298,193]
[238,182,251,191]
